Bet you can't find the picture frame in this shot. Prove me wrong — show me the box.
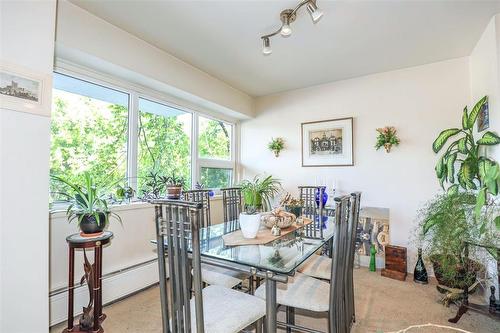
[477,96,489,132]
[301,117,354,167]
[0,62,51,117]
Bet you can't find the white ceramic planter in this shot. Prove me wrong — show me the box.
[239,213,261,239]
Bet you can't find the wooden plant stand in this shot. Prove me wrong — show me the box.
[63,231,113,333]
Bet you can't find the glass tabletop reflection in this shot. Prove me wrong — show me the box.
[196,216,335,275]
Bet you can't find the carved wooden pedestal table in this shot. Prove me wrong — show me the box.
[63,231,113,333]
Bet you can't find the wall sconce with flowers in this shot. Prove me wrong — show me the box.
[375,126,400,153]
[268,137,285,157]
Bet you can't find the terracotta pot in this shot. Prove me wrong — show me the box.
[166,185,182,199]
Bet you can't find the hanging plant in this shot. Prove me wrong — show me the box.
[268,137,285,157]
[375,126,400,153]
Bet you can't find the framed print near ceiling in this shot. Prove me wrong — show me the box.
[301,117,354,167]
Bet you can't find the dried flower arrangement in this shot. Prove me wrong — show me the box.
[375,126,400,153]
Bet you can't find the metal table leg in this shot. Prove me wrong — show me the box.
[265,275,277,333]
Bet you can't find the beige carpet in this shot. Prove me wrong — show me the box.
[50,269,498,333]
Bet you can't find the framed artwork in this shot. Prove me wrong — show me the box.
[477,97,489,132]
[301,117,354,167]
[0,62,51,116]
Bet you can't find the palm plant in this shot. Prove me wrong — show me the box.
[240,175,281,214]
[433,96,500,227]
[52,172,122,228]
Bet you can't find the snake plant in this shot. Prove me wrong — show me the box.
[432,96,500,228]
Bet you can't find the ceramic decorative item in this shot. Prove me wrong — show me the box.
[369,244,377,272]
[261,208,295,228]
[239,212,261,238]
[413,248,429,284]
[315,186,328,206]
[271,224,281,236]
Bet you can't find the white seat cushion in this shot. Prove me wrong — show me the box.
[190,285,266,333]
[297,254,332,280]
[199,263,248,288]
[254,272,330,312]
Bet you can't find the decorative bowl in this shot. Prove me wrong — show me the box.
[261,208,296,229]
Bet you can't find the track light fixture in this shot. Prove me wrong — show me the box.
[260,0,324,55]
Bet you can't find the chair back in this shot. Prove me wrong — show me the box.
[221,187,242,223]
[328,195,351,333]
[184,189,211,228]
[346,192,361,325]
[153,199,205,333]
[299,186,325,239]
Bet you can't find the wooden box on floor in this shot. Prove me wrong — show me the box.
[381,245,407,281]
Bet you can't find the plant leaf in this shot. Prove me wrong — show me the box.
[461,106,469,130]
[447,153,457,183]
[467,96,488,128]
[457,137,468,154]
[435,155,445,179]
[477,131,500,146]
[423,218,438,235]
[432,129,461,153]
[458,160,477,190]
[447,184,459,195]
[475,187,486,219]
[495,216,500,230]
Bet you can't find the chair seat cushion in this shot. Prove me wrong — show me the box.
[297,254,332,280]
[190,285,266,333]
[254,273,330,312]
[199,263,248,288]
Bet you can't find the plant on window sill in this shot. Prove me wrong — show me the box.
[375,126,400,153]
[268,137,285,157]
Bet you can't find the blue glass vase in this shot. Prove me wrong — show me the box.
[315,186,328,207]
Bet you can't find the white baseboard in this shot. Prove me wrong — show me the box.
[49,260,160,327]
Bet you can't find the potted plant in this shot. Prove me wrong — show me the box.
[417,192,488,290]
[140,170,167,200]
[280,192,303,217]
[164,172,185,199]
[268,137,285,157]
[239,175,281,238]
[52,172,122,236]
[375,126,400,153]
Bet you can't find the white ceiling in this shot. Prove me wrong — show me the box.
[68,0,500,97]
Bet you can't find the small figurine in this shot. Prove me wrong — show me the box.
[369,244,377,272]
[271,222,281,236]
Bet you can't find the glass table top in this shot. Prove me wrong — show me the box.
[157,216,335,275]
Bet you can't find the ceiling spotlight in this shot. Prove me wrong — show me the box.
[262,37,272,55]
[260,1,324,56]
[307,0,323,23]
[281,15,292,37]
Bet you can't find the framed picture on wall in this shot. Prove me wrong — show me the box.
[0,62,51,116]
[301,117,354,167]
[477,96,489,132]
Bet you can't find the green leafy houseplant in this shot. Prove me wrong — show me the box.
[52,172,122,234]
[164,172,186,200]
[268,137,285,157]
[240,175,281,214]
[140,171,167,200]
[418,192,486,289]
[433,96,500,227]
[375,126,400,153]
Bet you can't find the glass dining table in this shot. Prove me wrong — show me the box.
[155,216,336,333]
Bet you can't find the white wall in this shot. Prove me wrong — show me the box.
[241,57,472,269]
[55,0,253,119]
[0,1,56,332]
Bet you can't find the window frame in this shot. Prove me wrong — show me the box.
[51,63,237,201]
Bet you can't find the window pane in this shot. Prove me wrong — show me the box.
[137,98,192,197]
[198,116,232,160]
[200,167,232,189]
[50,73,129,201]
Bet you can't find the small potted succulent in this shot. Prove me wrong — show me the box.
[164,172,186,199]
[280,192,303,218]
[268,137,285,157]
[52,172,122,236]
[375,126,400,153]
[239,175,281,238]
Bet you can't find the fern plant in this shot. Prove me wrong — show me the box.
[433,96,500,226]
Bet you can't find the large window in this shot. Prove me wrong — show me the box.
[50,71,235,203]
[137,98,192,194]
[50,73,129,201]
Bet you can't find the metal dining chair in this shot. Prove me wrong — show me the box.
[221,187,242,223]
[183,189,247,290]
[153,199,266,333]
[184,189,211,228]
[255,194,357,333]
